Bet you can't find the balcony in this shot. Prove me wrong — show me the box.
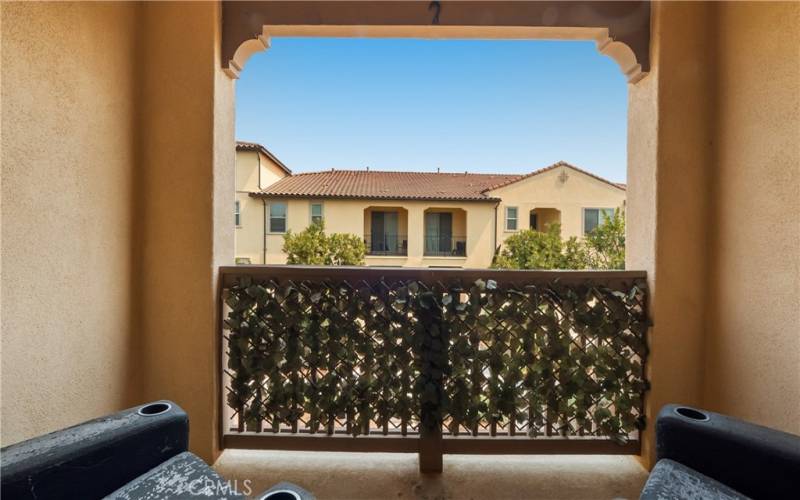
[365,233,408,256]
[423,235,467,257]
[219,265,648,473]
[424,208,467,258]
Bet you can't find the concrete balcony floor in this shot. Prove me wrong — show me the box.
[214,450,647,499]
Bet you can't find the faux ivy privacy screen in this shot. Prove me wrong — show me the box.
[223,269,648,443]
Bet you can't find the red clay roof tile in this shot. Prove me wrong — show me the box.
[255,170,521,201]
[252,162,624,201]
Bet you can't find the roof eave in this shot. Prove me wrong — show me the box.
[482,162,625,193]
[236,141,293,175]
[249,192,501,203]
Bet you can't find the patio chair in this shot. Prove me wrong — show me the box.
[0,401,313,500]
[641,404,800,499]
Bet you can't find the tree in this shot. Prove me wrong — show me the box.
[491,210,625,270]
[492,223,569,269]
[283,221,366,266]
[584,208,625,269]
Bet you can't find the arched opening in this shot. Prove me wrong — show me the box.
[529,207,561,232]
[363,206,409,257]
[423,207,467,257]
[217,1,656,481]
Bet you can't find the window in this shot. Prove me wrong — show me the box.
[583,208,615,234]
[234,200,241,227]
[269,202,287,233]
[505,206,518,231]
[310,203,323,225]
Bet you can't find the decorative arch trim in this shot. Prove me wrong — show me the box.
[222,1,651,83]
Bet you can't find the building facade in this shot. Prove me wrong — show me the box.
[235,145,625,268]
[234,141,292,264]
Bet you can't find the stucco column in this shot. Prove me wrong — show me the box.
[627,1,715,468]
[138,1,229,463]
[407,206,425,267]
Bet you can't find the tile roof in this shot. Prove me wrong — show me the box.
[253,162,624,201]
[256,170,521,201]
[236,141,292,175]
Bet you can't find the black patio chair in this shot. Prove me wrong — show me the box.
[641,404,800,499]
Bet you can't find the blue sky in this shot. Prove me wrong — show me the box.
[236,38,628,182]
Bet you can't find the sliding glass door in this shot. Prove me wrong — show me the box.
[424,212,452,255]
[370,211,399,253]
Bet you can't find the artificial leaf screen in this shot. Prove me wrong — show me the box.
[222,269,648,444]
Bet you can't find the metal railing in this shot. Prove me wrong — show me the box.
[219,265,649,472]
[364,233,408,256]
[423,235,467,257]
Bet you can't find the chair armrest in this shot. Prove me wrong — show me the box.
[656,404,800,499]
[1,401,188,500]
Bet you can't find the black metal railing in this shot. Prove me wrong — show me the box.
[423,235,467,257]
[365,233,407,256]
[219,265,649,472]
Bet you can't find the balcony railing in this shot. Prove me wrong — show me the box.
[365,233,408,256]
[219,266,648,472]
[424,235,467,257]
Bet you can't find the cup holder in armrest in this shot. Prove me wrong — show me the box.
[259,490,301,500]
[674,406,709,421]
[137,402,172,416]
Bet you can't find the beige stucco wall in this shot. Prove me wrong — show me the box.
[137,1,231,462]
[1,1,142,445]
[628,0,717,466]
[235,149,288,264]
[235,149,287,193]
[703,1,800,434]
[263,199,496,268]
[487,165,626,246]
[630,0,800,467]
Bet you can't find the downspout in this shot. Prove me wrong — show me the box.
[257,151,265,264]
[257,150,262,189]
[493,202,499,260]
[262,199,267,264]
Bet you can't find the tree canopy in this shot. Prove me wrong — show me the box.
[492,209,625,270]
[283,221,366,266]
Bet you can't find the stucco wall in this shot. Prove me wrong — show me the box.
[626,0,718,466]
[703,1,800,434]
[632,1,800,466]
[236,150,260,192]
[234,150,288,264]
[137,1,230,462]
[486,165,626,245]
[1,2,142,445]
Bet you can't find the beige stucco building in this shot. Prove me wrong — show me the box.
[235,151,626,268]
[234,141,292,264]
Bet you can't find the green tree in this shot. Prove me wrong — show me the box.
[283,221,366,266]
[584,208,625,269]
[491,211,625,270]
[492,223,566,269]
[561,235,591,269]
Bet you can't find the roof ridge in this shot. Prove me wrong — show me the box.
[288,169,523,177]
[235,140,292,175]
[481,161,625,192]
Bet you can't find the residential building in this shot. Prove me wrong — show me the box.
[235,151,626,267]
[234,141,292,264]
